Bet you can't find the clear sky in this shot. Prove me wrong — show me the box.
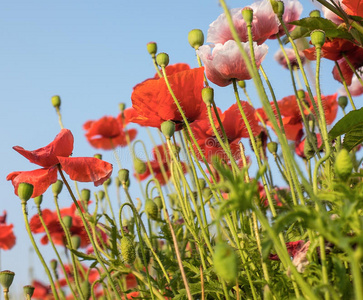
[0,0,351,297]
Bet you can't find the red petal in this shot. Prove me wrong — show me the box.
[13,129,74,168]
[58,156,113,186]
[0,224,16,250]
[342,0,363,16]
[7,167,58,198]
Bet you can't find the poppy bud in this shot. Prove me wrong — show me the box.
[338,96,348,110]
[134,158,147,175]
[156,52,169,67]
[201,87,214,106]
[237,80,246,89]
[304,134,318,160]
[271,0,284,17]
[198,178,207,190]
[81,189,91,202]
[71,235,81,249]
[34,195,43,206]
[118,169,130,184]
[161,120,175,139]
[188,29,204,49]
[120,236,136,264]
[18,183,34,202]
[0,270,15,290]
[147,42,157,57]
[98,190,105,201]
[154,196,163,210]
[23,285,35,298]
[310,30,325,48]
[94,153,102,160]
[81,280,91,300]
[213,243,237,283]
[52,180,63,196]
[242,7,253,25]
[267,142,278,154]
[115,176,121,187]
[145,199,159,221]
[335,148,353,180]
[50,259,58,271]
[310,10,321,17]
[51,95,61,108]
[119,102,126,113]
[297,89,305,100]
[203,187,212,198]
[63,216,73,229]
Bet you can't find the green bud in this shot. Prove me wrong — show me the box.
[50,259,58,271]
[134,158,147,174]
[71,235,81,249]
[34,195,43,206]
[94,153,102,160]
[52,180,63,196]
[23,285,35,298]
[51,95,61,108]
[81,189,91,202]
[18,183,34,201]
[310,30,325,48]
[145,199,159,221]
[203,187,212,198]
[297,89,306,100]
[153,196,163,210]
[63,215,73,229]
[81,280,91,300]
[271,0,284,17]
[309,10,321,18]
[146,42,157,57]
[161,120,175,139]
[242,7,253,25]
[120,236,136,264]
[104,177,112,186]
[188,29,204,49]
[237,80,246,89]
[98,190,105,201]
[118,169,130,184]
[304,134,318,160]
[0,270,15,290]
[198,178,207,190]
[119,102,126,113]
[156,52,169,68]
[338,96,348,110]
[201,87,214,106]
[213,243,237,283]
[335,148,353,180]
[267,142,278,154]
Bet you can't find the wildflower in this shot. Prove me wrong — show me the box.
[0,211,16,250]
[342,0,363,17]
[83,111,137,150]
[295,132,323,159]
[129,63,206,130]
[321,1,345,24]
[197,40,268,87]
[274,48,305,69]
[7,129,113,198]
[269,240,305,260]
[338,69,363,96]
[31,280,53,300]
[207,1,279,45]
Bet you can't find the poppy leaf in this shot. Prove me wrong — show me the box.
[341,124,363,151]
[329,107,363,142]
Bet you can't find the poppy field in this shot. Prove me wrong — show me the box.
[3,0,363,299]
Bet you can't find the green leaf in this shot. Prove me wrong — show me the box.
[329,108,363,151]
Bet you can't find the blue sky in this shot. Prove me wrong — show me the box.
[0,0,351,296]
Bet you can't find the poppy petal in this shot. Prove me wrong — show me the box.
[0,224,16,250]
[13,129,74,168]
[58,156,113,186]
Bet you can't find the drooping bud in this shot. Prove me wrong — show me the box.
[156,52,169,68]
[134,158,147,175]
[52,180,63,196]
[153,196,163,210]
[201,87,214,106]
[98,190,105,201]
[120,236,136,264]
[81,280,91,300]
[198,178,207,190]
[34,195,43,206]
[119,102,126,113]
[310,30,325,48]
[63,215,73,229]
[145,199,159,221]
[23,285,35,298]
[297,89,305,100]
[18,183,34,202]
[237,80,246,89]
[118,169,130,184]
[51,95,61,108]
[81,189,91,203]
[338,96,348,110]
[94,153,102,160]
[309,10,321,18]
[267,142,278,154]
[335,148,353,181]
[161,120,175,139]
[71,235,81,249]
[0,270,15,290]
[50,259,58,271]
[188,29,204,49]
[242,7,253,25]
[146,42,157,57]
[213,243,237,283]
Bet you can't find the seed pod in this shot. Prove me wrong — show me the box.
[0,270,15,290]
[23,285,35,298]
[120,236,136,264]
[18,183,34,201]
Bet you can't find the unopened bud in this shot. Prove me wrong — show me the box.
[18,183,34,201]
[51,95,61,108]
[198,178,207,190]
[201,87,214,106]
[71,235,81,249]
[81,280,91,300]
[63,216,73,229]
[50,259,58,271]
[267,142,278,154]
[297,89,306,100]
[153,196,163,210]
[134,158,147,174]
[156,52,169,67]
[335,148,353,180]
[145,199,159,221]
[147,42,157,57]
[52,180,63,196]
[338,96,348,110]
[309,10,321,18]
[310,30,325,48]
[188,29,204,49]
[81,189,91,202]
[98,190,105,201]
[161,120,175,139]
[237,80,246,89]
[271,0,284,17]
[119,102,126,113]
[34,195,43,206]
[120,236,136,264]
[118,169,129,184]
[94,153,102,160]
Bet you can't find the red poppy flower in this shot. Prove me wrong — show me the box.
[269,240,305,260]
[83,110,137,150]
[257,93,338,141]
[0,211,16,250]
[258,183,283,208]
[7,129,113,198]
[342,0,363,17]
[129,63,206,130]
[31,280,54,300]
[295,133,323,159]
[191,101,262,163]
[136,145,186,185]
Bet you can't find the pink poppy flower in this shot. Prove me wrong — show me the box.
[339,68,363,96]
[274,48,305,69]
[197,40,268,87]
[207,1,279,45]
